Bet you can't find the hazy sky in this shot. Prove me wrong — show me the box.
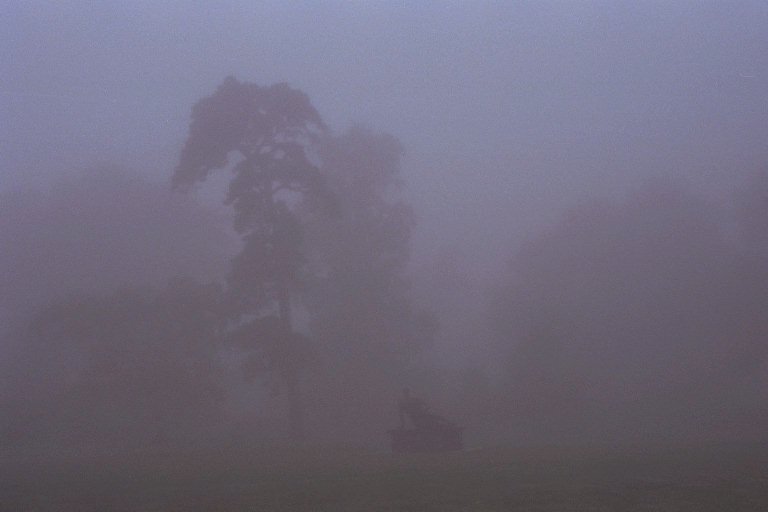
[3,1,768,273]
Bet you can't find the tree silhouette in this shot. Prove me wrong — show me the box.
[173,76,327,440]
[302,126,437,441]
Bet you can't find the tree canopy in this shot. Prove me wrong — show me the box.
[173,76,329,439]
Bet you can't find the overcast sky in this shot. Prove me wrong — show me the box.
[3,1,768,273]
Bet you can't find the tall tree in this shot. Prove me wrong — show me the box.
[302,126,437,441]
[173,77,326,439]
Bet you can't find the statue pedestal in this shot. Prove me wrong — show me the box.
[388,425,463,453]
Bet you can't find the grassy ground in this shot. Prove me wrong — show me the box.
[2,443,767,511]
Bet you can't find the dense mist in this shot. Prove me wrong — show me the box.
[2,0,768,463]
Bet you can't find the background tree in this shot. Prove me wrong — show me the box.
[734,170,768,255]
[490,182,768,443]
[302,126,437,443]
[172,76,327,440]
[0,167,231,330]
[4,279,223,448]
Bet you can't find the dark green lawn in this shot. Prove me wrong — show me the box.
[2,443,767,511]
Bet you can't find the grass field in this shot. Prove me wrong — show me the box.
[2,443,767,511]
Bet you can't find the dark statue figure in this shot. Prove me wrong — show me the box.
[389,388,463,453]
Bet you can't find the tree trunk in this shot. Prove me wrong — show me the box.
[278,286,304,441]
[266,186,305,442]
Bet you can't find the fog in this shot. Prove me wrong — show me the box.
[2,0,768,462]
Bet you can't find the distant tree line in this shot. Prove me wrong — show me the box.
[490,177,768,443]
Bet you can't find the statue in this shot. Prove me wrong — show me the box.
[389,388,463,453]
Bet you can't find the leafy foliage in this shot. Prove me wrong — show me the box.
[173,76,330,439]
[174,77,327,312]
